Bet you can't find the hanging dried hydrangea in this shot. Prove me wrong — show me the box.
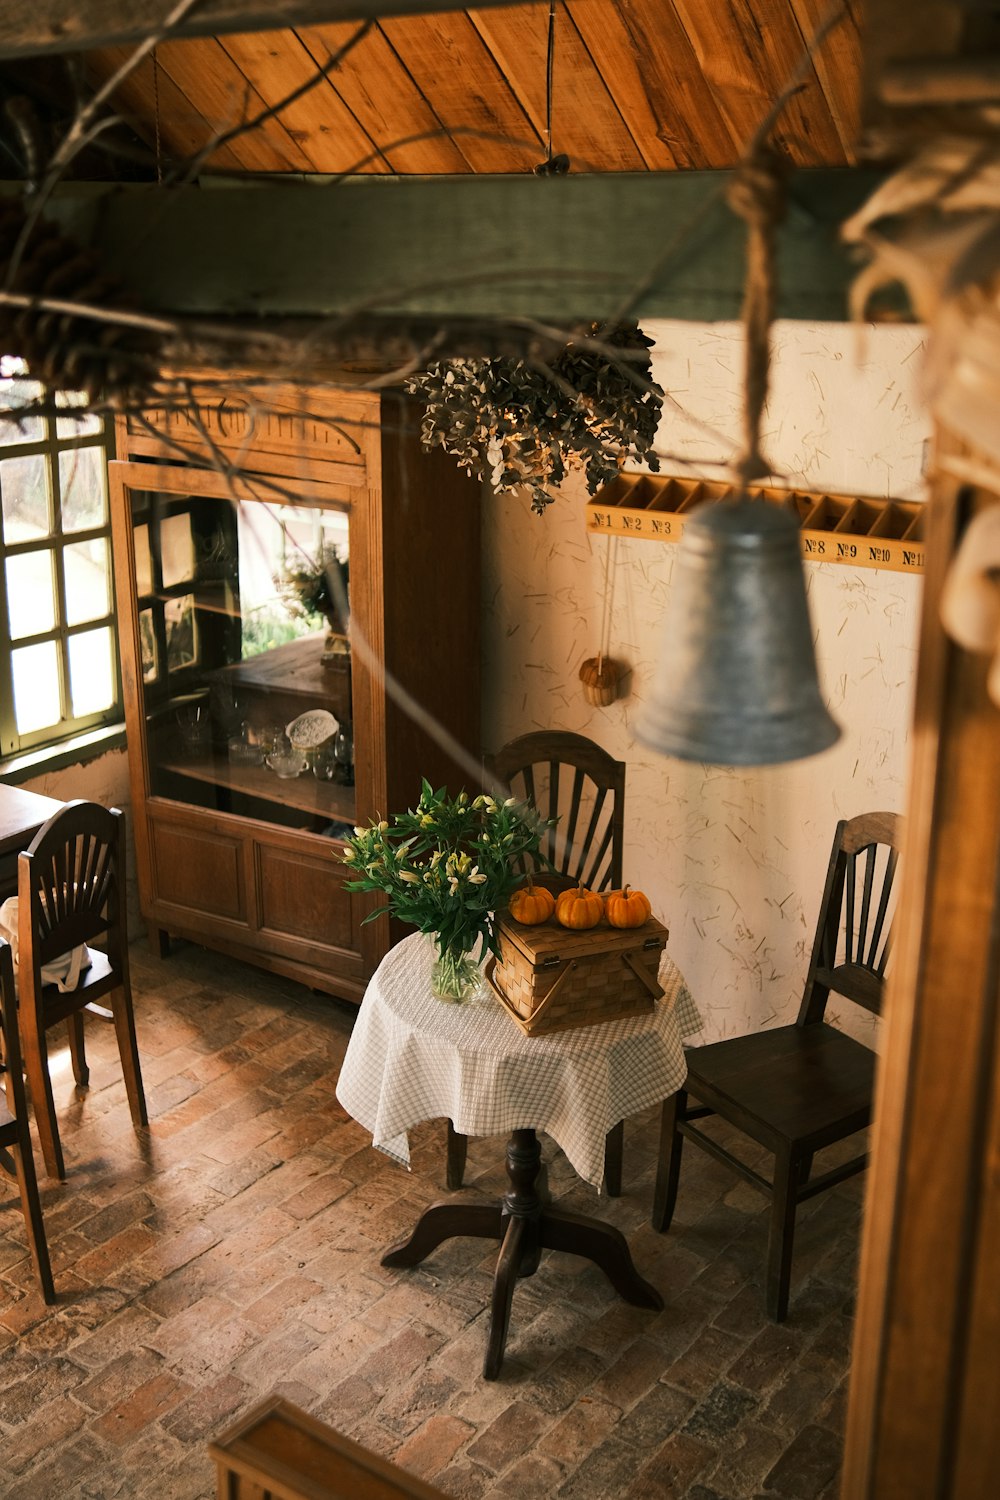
[405,322,662,514]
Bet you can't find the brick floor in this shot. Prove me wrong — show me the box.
[0,940,862,1498]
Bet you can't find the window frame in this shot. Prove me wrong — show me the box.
[0,395,120,761]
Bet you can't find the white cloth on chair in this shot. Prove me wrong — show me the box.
[0,897,90,992]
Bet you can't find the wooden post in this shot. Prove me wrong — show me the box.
[842,436,1000,1496]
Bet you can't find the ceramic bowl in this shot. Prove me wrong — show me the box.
[266,751,307,779]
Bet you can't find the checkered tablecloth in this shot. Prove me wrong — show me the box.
[336,930,703,1188]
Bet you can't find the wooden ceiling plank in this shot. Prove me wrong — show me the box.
[669,0,847,168]
[297,21,471,173]
[787,0,862,162]
[467,2,646,173]
[153,35,318,172]
[87,44,247,172]
[567,0,739,170]
[220,28,389,174]
[379,10,542,173]
[0,1,542,59]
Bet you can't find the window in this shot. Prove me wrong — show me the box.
[0,359,119,760]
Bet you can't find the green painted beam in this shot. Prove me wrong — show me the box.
[51,170,891,326]
[0,1,537,59]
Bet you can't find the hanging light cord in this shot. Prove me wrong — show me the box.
[152,46,163,185]
[726,144,787,491]
[598,533,617,673]
[534,2,569,176]
[544,0,555,168]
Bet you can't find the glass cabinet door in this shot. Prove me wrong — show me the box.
[127,479,355,838]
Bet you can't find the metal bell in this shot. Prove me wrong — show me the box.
[637,498,841,766]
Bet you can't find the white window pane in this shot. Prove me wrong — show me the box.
[55,391,102,439]
[0,453,51,541]
[0,375,45,445]
[12,640,60,733]
[69,628,114,716]
[165,593,197,672]
[139,607,159,683]
[134,523,152,596]
[64,537,111,625]
[60,446,107,532]
[161,513,195,589]
[6,550,56,638]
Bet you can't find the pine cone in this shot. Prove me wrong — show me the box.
[0,196,161,407]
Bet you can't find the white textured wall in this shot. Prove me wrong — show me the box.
[483,321,931,1043]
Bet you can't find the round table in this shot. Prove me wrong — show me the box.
[336,930,702,1378]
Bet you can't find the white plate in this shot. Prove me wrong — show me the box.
[286,709,338,749]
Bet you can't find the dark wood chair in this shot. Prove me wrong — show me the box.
[447,730,628,1193]
[653,810,902,1321]
[0,938,55,1303]
[16,800,147,1182]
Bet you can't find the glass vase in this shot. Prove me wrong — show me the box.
[430,946,481,1003]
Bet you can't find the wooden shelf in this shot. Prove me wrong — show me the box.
[586,474,927,574]
[157,752,356,827]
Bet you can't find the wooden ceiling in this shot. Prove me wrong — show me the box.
[84,1,863,179]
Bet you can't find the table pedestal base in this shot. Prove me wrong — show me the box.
[381,1127,663,1379]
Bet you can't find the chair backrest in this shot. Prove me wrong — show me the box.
[486,730,625,892]
[18,800,127,978]
[798,810,903,1026]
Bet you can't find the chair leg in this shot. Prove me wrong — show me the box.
[11,1132,56,1303]
[66,1013,89,1087]
[603,1120,624,1197]
[110,986,148,1129]
[652,1088,686,1232]
[20,1022,65,1182]
[766,1143,798,1322]
[446,1120,467,1190]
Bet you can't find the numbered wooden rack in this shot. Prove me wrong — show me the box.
[586,474,926,574]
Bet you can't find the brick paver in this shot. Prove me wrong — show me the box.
[0,939,859,1497]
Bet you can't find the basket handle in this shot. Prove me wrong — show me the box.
[528,959,579,1024]
[483,954,579,1030]
[622,949,664,1000]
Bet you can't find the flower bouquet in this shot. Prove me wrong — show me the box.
[341,780,555,1001]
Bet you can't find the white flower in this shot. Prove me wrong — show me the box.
[342,848,357,861]
[468,873,488,885]
[353,826,366,837]
[504,796,518,807]
[399,871,421,884]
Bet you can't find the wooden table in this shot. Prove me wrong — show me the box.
[337,931,702,1379]
[0,783,63,860]
[0,782,64,900]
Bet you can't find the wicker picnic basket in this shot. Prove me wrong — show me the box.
[486,912,669,1036]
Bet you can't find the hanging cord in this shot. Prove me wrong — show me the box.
[534,2,570,176]
[726,141,788,491]
[598,533,617,673]
[152,46,163,185]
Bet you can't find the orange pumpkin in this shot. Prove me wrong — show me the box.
[508,880,555,926]
[555,884,604,930]
[605,885,651,928]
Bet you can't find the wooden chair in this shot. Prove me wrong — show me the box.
[653,810,902,1322]
[17,800,147,1182]
[0,938,55,1302]
[447,730,628,1193]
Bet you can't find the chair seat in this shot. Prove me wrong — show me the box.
[41,949,114,1024]
[684,1022,876,1150]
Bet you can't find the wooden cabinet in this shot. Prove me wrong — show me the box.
[110,380,480,1003]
